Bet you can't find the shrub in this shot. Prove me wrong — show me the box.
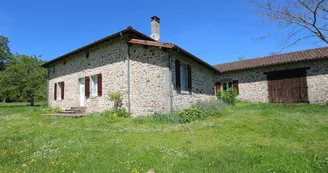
[175,107,207,123]
[107,91,123,110]
[216,88,238,105]
[115,109,131,118]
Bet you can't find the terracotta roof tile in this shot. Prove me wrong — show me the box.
[214,46,328,72]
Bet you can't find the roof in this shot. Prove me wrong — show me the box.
[214,46,328,72]
[42,27,154,67]
[42,27,219,72]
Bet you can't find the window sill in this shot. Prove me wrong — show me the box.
[178,90,192,95]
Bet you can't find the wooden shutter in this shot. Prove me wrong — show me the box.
[85,76,90,98]
[54,83,57,100]
[61,82,65,100]
[187,65,192,92]
[97,73,102,96]
[233,80,239,94]
[175,60,181,91]
[216,82,221,91]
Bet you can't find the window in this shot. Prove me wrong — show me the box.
[57,82,64,100]
[175,59,192,92]
[222,81,233,91]
[216,79,239,94]
[180,65,188,91]
[91,75,98,96]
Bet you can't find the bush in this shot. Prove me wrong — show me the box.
[115,109,131,118]
[89,109,130,119]
[175,107,207,123]
[216,88,238,105]
[107,91,123,110]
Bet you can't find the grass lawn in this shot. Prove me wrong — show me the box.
[1,102,328,172]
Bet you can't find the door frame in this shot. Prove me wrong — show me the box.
[79,78,85,107]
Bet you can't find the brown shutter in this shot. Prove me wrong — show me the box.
[216,82,221,91]
[233,80,239,94]
[85,76,90,98]
[61,82,65,100]
[97,73,102,96]
[54,83,57,100]
[175,60,181,91]
[187,65,192,92]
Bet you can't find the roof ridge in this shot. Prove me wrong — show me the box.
[214,46,328,67]
[214,46,328,72]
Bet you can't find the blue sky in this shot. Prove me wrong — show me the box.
[0,0,326,65]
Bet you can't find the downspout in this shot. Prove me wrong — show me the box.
[127,44,131,113]
[169,55,173,113]
[120,32,131,113]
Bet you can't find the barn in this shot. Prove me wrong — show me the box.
[215,47,328,104]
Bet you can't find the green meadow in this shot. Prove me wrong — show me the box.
[0,102,328,172]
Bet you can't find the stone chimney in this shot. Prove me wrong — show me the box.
[150,16,160,41]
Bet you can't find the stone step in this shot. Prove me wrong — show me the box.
[40,113,86,118]
[61,110,77,114]
[69,107,86,113]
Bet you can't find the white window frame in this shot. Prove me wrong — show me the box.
[57,82,62,100]
[180,65,188,91]
[221,79,233,91]
[91,75,98,97]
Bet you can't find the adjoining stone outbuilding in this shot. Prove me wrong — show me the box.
[42,16,328,116]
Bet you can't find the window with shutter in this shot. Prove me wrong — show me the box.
[97,73,102,96]
[187,65,192,92]
[175,60,181,91]
[216,82,221,91]
[54,83,57,100]
[85,76,90,98]
[61,82,65,100]
[233,80,239,94]
[91,75,98,96]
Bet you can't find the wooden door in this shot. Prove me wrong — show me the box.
[267,68,309,104]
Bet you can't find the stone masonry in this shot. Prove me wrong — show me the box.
[48,37,217,116]
[217,59,328,104]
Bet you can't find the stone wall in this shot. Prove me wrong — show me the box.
[48,38,129,113]
[171,52,217,110]
[129,45,171,115]
[217,59,328,104]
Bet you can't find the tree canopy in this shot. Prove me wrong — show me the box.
[0,35,47,105]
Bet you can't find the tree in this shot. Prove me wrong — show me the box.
[0,54,47,105]
[249,0,328,52]
[0,35,11,71]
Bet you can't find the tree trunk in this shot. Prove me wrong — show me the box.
[30,97,34,106]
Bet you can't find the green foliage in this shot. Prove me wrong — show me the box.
[216,88,238,105]
[135,100,227,124]
[1,102,328,172]
[175,107,207,123]
[0,54,47,105]
[89,109,130,119]
[0,35,11,71]
[107,91,123,110]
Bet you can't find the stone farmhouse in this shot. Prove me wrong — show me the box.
[42,16,328,116]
